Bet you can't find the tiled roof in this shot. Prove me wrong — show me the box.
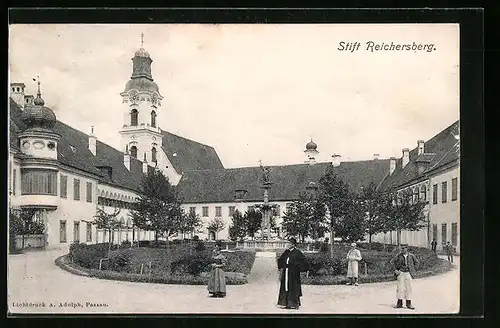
[379,121,459,192]
[9,99,152,193]
[177,159,390,203]
[161,131,224,173]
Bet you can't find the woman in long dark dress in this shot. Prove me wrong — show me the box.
[207,241,227,298]
[277,237,308,309]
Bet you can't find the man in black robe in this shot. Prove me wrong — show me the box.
[277,238,309,309]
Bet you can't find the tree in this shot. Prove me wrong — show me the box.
[130,169,184,243]
[333,198,366,243]
[318,165,354,256]
[179,211,202,239]
[383,188,427,246]
[9,208,44,251]
[281,192,328,242]
[228,210,246,241]
[359,182,389,248]
[93,206,122,254]
[207,217,226,240]
[244,208,262,240]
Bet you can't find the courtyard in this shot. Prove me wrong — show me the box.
[8,248,459,314]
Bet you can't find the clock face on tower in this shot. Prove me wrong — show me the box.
[129,90,139,104]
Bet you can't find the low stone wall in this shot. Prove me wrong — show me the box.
[14,234,46,250]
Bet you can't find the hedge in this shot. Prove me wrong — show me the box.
[56,255,247,285]
[67,242,255,284]
[276,243,454,284]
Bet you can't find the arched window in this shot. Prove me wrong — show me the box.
[151,110,157,128]
[151,147,157,163]
[130,146,138,158]
[130,109,138,126]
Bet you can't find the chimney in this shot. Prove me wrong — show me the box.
[25,95,34,106]
[373,153,380,160]
[332,154,341,167]
[10,83,26,109]
[417,140,425,155]
[402,148,410,167]
[124,145,131,171]
[389,157,396,175]
[88,126,96,156]
[142,153,148,174]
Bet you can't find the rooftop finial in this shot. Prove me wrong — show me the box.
[141,32,144,48]
[91,126,94,134]
[33,75,45,106]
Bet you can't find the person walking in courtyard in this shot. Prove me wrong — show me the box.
[445,241,454,263]
[277,237,308,309]
[346,242,362,286]
[431,239,437,253]
[207,241,227,298]
[390,244,419,310]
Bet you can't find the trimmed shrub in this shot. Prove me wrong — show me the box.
[170,252,212,276]
[69,242,109,269]
[194,241,206,252]
[121,240,131,248]
[223,251,256,274]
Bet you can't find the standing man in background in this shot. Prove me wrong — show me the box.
[346,242,362,286]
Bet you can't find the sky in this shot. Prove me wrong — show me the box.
[9,24,459,168]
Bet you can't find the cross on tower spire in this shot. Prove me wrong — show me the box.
[36,75,41,97]
[141,32,144,48]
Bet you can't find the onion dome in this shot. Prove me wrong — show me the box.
[305,139,318,151]
[134,47,150,58]
[21,81,57,131]
[123,78,159,94]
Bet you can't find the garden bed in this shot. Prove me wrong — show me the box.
[62,242,256,285]
[276,243,454,285]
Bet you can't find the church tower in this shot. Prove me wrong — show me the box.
[119,34,163,167]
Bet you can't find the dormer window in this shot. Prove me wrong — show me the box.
[234,189,248,201]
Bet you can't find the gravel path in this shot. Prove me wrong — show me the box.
[7,249,459,314]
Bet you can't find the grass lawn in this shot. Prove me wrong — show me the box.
[67,242,256,285]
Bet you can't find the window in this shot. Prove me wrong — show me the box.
[60,175,67,198]
[21,170,58,195]
[432,224,438,241]
[432,184,438,204]
[420,185,427,201]
[74,222,80,243]
[151,110,157,128]
[86,223,92,242]
[273,205,281,217]
[441,223,447,244]
[452,178,458,201]
[151,147,157,163]
[86,182,93,203]
[73,179,81,200]
[441,181,448,203]
[189,207,196,216]
[413,188,419,203]
[60,220,67,243]
[130,109,138,126]
[229,206,235,217]
[215,206,222,217]
[12,169,16,195]
[451,223,458,246]
[130,146,138,158]
[202,206,209,217]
